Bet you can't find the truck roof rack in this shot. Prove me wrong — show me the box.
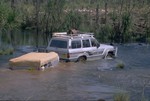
[52,32,67,37]
[52,32,94,38]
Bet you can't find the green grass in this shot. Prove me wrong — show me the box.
[116,63,125,69]
[114,92,130,101]
[0,48,14,55]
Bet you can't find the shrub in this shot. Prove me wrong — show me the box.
[116,63,125,69]
[114,92,130,101]
[0,48,14,55]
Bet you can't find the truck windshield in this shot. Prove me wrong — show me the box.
[50,39,68,48]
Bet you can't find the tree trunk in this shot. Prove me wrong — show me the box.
[35,0,40,48]
[95,4,99,27]
[10,30,15,47]
[104,2,108,24]
[0,31,2,47]
[11,0,15,10]
[10,0,15,48]
[45,13,50,45]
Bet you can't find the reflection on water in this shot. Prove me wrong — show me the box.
[1,30,47,46]
[0,44,150,100]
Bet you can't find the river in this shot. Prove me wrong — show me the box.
[0,42,150,100]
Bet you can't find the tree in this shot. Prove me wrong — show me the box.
[0,1,9,30]
[34,0,40,48]
[0,0,20,47]
[42,0,66,42]
[63,11,82,30]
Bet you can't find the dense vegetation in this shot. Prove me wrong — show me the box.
[0,0,150,49]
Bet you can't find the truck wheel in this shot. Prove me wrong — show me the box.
[77,56,86,62]
[107,51,114,58]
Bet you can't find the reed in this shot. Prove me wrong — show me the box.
[114,92,130,101]
[116,62,125,69]
[0,48,14,55]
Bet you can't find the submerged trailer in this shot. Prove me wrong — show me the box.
[9,52,59,70]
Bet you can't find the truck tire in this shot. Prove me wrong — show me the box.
[77,56,86,62]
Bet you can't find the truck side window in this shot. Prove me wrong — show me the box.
[50,40,68,48]
[82,39,90,47]
[71,40,81,49]
[91,39,97,47]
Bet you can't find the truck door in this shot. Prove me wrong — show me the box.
[90,38,104,55]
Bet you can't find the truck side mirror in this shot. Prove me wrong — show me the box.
[97,44,100,48]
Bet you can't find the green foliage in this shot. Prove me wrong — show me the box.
[121,12,132,43]
[19,3,35,30]
[1,32,10,44]
[146,38,150,44]
[110,11,118,22]
[0,0,150,45]
[0,48,14,55]
[0,0,20,31]
[99,24,113,42]
[116,62,125,69]
[5,11,19,30]
[114,92,130,101]
[63,11,82,30]
[28,67,36,71]
[43,0,66,32]
[0,1,10,29]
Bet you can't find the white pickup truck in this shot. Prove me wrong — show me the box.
[46,32,118,62]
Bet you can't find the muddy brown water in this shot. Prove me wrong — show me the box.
[0,44,150,101]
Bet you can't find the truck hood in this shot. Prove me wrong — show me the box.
[99,44,114,50]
